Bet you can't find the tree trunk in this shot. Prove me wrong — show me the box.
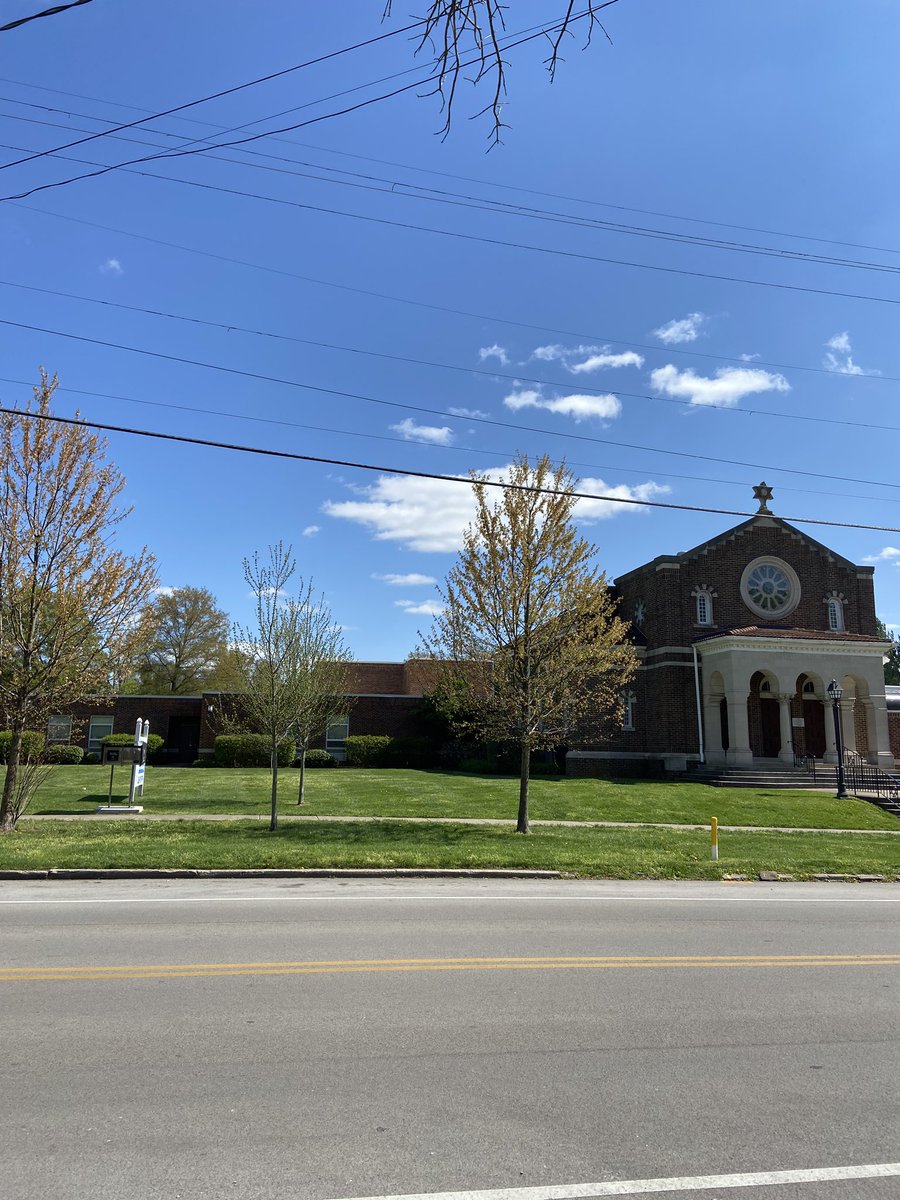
[0,721,25,833]
[516,740,530,834]
[270,746,279,832]
[297,746,306,805]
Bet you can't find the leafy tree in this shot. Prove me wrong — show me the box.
[876,618,900,685]
[0,371,157,831]
[132,586,230,694]
[419,453,636,833]
[386,0,614,145]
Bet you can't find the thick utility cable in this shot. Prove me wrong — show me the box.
[0,372,894,508]
[0,0,92,34]
[3,313,899,492]
[15,200,900,388]
[1,404,898,535]
[0,17,428,170]
[3,277,900,436]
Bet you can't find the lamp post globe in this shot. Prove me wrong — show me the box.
[827,679,848,799]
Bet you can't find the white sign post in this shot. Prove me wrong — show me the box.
[128,718,149,807]
[96,718,148,814]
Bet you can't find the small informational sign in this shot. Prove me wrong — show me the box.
[102,745,142,765]
[134,763,146,790]
[792,717,805,728]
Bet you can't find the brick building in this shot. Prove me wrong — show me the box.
[568,483,894,777]
[48,662,426,764]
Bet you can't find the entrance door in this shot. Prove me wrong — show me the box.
[760,699,781,757]
[166,716,201,764]
[803,699,826,758]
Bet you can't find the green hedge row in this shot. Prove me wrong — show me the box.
[0,730,46,763]
[213,734,295,768]
[344,735,437,768]
[101,732,165,756]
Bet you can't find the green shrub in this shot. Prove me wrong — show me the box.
[213,734,294,768]
[101,732,165,757]
[302,749,337,768]
[44,744,84,765]
[191,758,215,768]
[82,752,100,765]
[344,735,392,767]
[0,730,46,764]
[384,736,437,769]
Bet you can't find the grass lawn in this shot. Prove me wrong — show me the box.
[12,765,900,831]
[3,818,900,879]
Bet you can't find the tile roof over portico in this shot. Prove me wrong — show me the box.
[694,625,889,645]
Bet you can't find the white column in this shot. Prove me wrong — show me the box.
[865,698,895,771]
[704,698,725,764]
[777,694,794,764]
[839,700,857,755]
[725,689,752,766]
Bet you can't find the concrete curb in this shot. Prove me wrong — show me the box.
[0,868,563,881]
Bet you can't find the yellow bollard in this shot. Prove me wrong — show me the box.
[711,816,719,861]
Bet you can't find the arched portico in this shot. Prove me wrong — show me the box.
[697,631,893,770]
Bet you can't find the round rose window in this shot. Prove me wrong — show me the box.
[741,557,800,619]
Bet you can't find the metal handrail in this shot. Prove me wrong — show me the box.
[842,750,900,802]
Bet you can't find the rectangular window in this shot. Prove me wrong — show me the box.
[47,715,72,743]
[325,715,350,761]
[623,695,635,732]
[87,715,114,752]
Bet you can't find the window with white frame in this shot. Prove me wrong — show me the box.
[46,715,72,744]
[827,597,844,631]
[87,715,114,752]
[695,590,713,626]
[325,715,350,760]
[622,692,636,731]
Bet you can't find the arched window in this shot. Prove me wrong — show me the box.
[827,597,844,631]
[695,590,713,626]
[623,692,636,731]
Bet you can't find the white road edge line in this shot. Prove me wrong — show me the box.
[2,894,900,906]
[334,1161,900,1199]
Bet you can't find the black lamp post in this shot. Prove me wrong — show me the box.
[827,679,848,798]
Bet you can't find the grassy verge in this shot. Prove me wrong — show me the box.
[4,819,900,878]
[11,766,900,831]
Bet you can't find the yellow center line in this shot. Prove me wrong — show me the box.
[1,954,899,983]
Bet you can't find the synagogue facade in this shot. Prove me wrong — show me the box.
[568,484,894,776]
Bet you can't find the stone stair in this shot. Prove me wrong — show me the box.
[679,758,900,817]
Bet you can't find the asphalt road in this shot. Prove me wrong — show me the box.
[1,879,898,1200]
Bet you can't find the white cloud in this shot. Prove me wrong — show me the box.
[529,343,641,374]
[375,573,438,586]
[395,598,445,617]
[302,524,320,537]
[569,350,644,374]
[503,388,621,422]
[863,546,900,563]
[739,352,761,362]
[100,258,124,276]
[652,312,706,345]
[390,417,454,445]
[649,364,789,408]
[823,331,875,376]
[324,468,668,553]
[479,344,509,366]
[151,585,175,598]
[448,406,490,419]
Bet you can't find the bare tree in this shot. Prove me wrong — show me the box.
[386,0,616,146]
[419,453,636,833]
[234,543,311,831]
[0,370,157,831]
[290,583,353,805]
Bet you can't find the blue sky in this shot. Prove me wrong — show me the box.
[3,0,900,657]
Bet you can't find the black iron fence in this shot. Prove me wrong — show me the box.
[842,750,900,804]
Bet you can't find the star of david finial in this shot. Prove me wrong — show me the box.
[753,481,774,514]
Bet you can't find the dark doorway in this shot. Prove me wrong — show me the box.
[165,716,201,764]
[803,699,826,758]
[719,698,729,752]
[760,699,781,757]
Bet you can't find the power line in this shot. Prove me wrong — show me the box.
[1,372,895,508]
[4,276,900,437]
[0,8,609,202]
[0,0,92,34]
[5,68,900,262]
[16,199,900,389]
[2,403,899,534]
[4,312,900,492]
[0,17,427,171]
